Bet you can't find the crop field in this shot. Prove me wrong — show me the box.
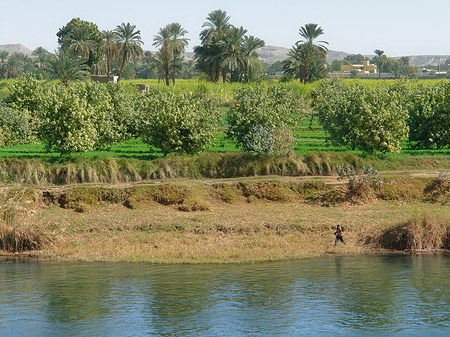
[2,77,450,163]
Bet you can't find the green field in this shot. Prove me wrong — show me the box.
[2,77,450,163]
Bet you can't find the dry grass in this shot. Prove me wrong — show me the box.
[1,175,449,262]
[366,211,450,251]
[22,198,446,263]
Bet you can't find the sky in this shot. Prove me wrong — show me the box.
[1,0,450,57]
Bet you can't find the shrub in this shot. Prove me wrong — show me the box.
[4,74,43,136]
[242,125,295,154]
[313,79,409,153]
[76,81,127,150]
[140,89,220,155]
[367,212,449,251]
[5,74,43,115]
[407,81,450,149]
[0,104,34,146]
[106,83,141,139]
[38,85,98,155]
[227,84,301,153]
[338,164,384,200]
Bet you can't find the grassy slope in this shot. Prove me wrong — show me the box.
[2,174,449,262]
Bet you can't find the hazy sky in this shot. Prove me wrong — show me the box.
[1,0,450,56]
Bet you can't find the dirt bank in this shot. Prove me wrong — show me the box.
[1,174,449,262]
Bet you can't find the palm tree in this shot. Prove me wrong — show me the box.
[101,30,119,80]
[168,23,189,85]
[283,42,326,83]
[200,9,231,42]
[297,23,328,57]
[5,53,24,78]
[184,59,196,79]
[373,49,386,78]
[150,50,166,83]
[284,23,328,83]
[46,49,90,87]
[32,47,50,69]
[0,50,8,78]
[114,23,144,82]
[66,26,97,60]
[195,9,232,82]
[153,25,172,86]
[153,23,189,86]
[216,26,247,82]
[240,35,265,82]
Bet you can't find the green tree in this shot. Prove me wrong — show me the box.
[240,35,265,82]
[372,49,387,78]
[194,9,232,82]
[32,47,51,78]
[168,23,189,85]
[46,49,90,87]
[140,89,219,155]
[5,53,24,78]
[216,26,247,82]
[100,30,120,80]
[407,81,450,149]
[0,104,34,147]
[32,47,50,69]
[344,54,367,64]
[57,18,103,68]
[67,26,98,60]
[0,51,8,78]
[38,85,98,155]
[4,74,43,139]
[153,23,189,86]
[114,23,144,82]
[298,23,328,56]
[283,23,328,83]
[283,42,327,83]
[183,59,196,79]
[227,84,300,152]
[314,79,409,153]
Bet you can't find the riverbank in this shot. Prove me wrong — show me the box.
[1,173,450,263]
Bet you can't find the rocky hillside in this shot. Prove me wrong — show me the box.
[0,44,33,55]
[256,45,450,67]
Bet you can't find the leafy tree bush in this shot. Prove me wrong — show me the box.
[140,89,219,155]
[407,81,450,149]
[105,83,141,139]
[242,125,295,154]
[4,74,43,136]
[56,18,103,68]
[0,104,34,146]
[75,81,127,150]
[313,79,409,154]
[227,84,299,153]
[38,85,97,155]
[5,74,43,113]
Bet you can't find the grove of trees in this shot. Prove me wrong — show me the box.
[1,75,303,156]
[193,10,265,83]
[313,79,450,153]
[283,23,328,83]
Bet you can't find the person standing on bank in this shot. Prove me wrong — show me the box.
[334,225,346,245]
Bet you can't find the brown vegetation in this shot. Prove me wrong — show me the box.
[1,174,449,261]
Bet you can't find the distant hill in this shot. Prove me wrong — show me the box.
[257,46,290,64]
[0,44,33,56]
[255,45,450,67]
[406,55,450,67]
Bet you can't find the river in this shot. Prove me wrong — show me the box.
[1,254,450,336]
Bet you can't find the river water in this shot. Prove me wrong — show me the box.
[1,254,450,336]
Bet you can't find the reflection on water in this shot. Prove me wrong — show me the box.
[1,254,450,336]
